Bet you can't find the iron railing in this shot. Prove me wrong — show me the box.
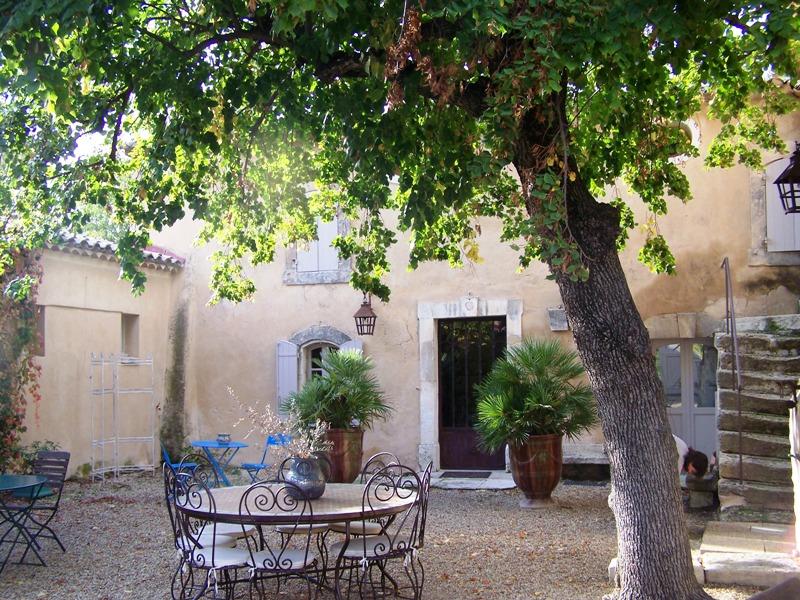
[720,257,743,485]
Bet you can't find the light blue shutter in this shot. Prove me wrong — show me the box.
[766,157,800,251]
[317,218,340,271]
[276,341,299,416]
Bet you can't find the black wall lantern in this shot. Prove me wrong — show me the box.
[353,293,377,336]
[774,143,800,214]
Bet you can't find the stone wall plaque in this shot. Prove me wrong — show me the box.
[547,307,569,331]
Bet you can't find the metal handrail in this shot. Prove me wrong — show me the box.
[720,257,743,485]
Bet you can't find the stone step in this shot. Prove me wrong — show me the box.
[734,315,800,335]
[715,332,800,357]
[719,431,791,459]
[719,452,791,486]
[718,478,795,512]
[718,410,790,437]
[718,390,795,416]
[719,352,800,376]
[718,370,799,397]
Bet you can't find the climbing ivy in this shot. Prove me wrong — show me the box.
[0,251,42,471]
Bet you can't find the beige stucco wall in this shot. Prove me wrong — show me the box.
[26,108,799,475]
[25,250,177,476]
[146,111,799,469]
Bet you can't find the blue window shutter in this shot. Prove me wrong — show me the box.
[276,340,299,416]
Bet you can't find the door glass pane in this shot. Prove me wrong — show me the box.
[692,343,717,408]
[656,344,682,408]
[438,317,506,427]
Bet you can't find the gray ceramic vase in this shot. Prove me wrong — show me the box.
[283,457,326,500]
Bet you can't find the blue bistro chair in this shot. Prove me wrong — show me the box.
[242,434,291,482]
[161,443,197,474]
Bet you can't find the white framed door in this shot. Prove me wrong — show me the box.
[655,340,718,458]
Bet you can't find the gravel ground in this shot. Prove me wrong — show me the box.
[0,474,759,599]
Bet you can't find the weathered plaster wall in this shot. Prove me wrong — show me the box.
[619,110,800,332]
[147,110,800,470]
[28,250,176,476]
[28,110,798,475]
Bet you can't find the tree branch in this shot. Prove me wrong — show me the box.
[110,87,132,162]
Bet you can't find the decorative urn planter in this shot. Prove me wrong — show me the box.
[508,433,563,508]
[326,428,364,483]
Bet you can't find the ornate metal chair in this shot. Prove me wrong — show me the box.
[328,452,401,538]
[331,463,427,600]
[12,450,70,563]
[162,464,236,600]
[172,459,250,599]
[239,480,319,599]
[176,453,257,541]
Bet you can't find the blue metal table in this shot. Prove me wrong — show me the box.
[0,474,48,575]
[191,440,248,487]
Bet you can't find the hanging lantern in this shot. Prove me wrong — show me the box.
[774,143,800,214]
[353,294,377,336]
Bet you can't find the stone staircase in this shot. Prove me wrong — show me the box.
[715,315,800,522]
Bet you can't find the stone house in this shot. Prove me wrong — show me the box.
[23,110,800,517]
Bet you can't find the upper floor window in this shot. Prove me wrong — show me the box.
[283,216,351,285]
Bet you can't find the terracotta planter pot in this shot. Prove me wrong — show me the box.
[509,434,563,508]
[326,428,364,483]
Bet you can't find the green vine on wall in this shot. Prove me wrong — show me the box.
[0,250,42,471]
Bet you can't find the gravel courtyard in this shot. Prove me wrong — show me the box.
[0,474,758,599]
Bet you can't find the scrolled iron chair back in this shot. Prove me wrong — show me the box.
[239,480,314,572]
[360,464,422,558]
[359,452,400,483]
[416,462,433,548]
[162,464,185,552]
[177,452,220,489]
[173,467,220,569]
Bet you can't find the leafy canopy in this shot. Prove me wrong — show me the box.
[474,338,597,452]
[0,1,797,298]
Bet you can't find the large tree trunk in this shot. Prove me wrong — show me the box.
[514,116,712,599]
[558,184,710,599]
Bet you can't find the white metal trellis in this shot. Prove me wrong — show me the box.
[89,353,156,480]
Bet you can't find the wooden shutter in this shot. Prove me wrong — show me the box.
[317,218,340,271]
[340,339,363,353]
[276,340,299,415]
[766,157,800,252]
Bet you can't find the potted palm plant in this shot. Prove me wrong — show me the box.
[475,338,597,507]
[282,349,392,483]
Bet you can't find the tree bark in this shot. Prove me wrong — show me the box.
[514,125,712,599]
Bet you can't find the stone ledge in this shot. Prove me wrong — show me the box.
[702,552,800,589]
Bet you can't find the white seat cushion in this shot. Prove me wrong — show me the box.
[330,535,407,560]
[328,521,383,536]
[189,546,250,569]
[250,548,317,571]
[275,523,330,534]
[176,533,236,552]
[213,522,258,539]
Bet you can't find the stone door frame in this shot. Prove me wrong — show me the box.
[417,297,523,471]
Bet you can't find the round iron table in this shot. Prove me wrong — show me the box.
[178,482,417,525]
[175,482,419,597]
[0,474,48,575]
